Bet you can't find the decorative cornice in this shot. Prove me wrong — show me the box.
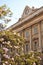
[7,6,43,30]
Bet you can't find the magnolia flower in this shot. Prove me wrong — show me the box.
[18,33,20,36]
[0,38,4,41]
[2,42,5,44]
[14,46,19,49]
[9,64,11,65]
[3,47,8,53]
[13,32,16,35]
[33,62,36,65]
[12,57,14,61]
[1,38,4,41]
[8,41,10,44]
[37,56,42,60]
[10,45,12,48]
[5,61,8,64]
[3,54,10,59]
[16,53,20,56]
[3,63,5,65]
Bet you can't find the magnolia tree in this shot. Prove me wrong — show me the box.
[0,4,12,30]
[14,51,41,65]
[0,31,42,65]
[0,31,25,65]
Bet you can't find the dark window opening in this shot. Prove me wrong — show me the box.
[34,42,37,51]
[26,44,29,53]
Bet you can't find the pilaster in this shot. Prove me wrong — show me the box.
[38,22,42,52]
[30,27,32,51]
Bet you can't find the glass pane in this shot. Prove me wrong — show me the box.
[25,31,29,38]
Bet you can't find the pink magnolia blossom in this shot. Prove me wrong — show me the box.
[3,54,10,59]
[3,47,8,53]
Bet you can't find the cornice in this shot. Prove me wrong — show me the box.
[7,7,43,30]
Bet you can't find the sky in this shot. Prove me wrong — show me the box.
[0,0,43,28]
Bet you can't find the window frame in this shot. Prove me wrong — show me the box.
[32,24,38,35]
[25,30,30,39]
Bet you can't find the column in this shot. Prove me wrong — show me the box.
[38,22,42,52]
[30,27,32,51]
[23,30,26,54]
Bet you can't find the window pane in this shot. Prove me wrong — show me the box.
[34,27,38,34]
[41,21,43,32]
[26,44,28,52]
[25,43,30,53]
[32,25,38,35]
[32,41,39,51]
[25,31,29,38]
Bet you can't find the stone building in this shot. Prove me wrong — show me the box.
[8,6,43,54]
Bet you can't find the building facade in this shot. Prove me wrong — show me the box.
[8,6,43,54]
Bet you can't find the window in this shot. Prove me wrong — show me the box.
[41,21,43,32]
[34,27,38,33]
[25,43,30,53]
[33,41,39,51]
[26,43,29,53]
[25,31,29,38]
[34,42,37,51]
[33,26,38,34]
